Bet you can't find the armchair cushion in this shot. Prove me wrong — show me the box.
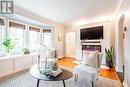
[74,64,98,81]
[82,51,99,68]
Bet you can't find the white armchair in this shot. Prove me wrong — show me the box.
[74,51,103,87]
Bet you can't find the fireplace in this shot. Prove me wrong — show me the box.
[82,45,101,52]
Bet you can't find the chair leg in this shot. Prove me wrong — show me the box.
[74,74,78,82]
[91,81,94,87]
[74,74,76,82]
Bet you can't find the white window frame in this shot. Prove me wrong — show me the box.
[8,21,26,54]
[28,26,41,52]
[42,29,52,49]
[0,18,5,52]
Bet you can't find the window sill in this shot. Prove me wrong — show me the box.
[0,52,38,61]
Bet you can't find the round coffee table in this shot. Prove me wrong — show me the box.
[30,65,73,87]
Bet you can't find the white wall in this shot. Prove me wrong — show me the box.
[124,0,130,86]
[53,27,65,58]
[115,14,125,72]
[115,0,130,86]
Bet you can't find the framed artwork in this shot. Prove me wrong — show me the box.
[58,34,62,42]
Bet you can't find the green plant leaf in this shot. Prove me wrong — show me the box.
[2,37,19,53]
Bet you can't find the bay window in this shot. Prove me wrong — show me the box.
[0,18,53,54]
[42,29,52,49]
[29,26,40,51]
[9,21,25,53]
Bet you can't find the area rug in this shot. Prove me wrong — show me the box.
[0,71,122,87]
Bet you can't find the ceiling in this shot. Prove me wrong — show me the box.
[15,0,123,26]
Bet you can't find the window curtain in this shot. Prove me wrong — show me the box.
[0,18,5,26]
[9,21,25,29]
[29,26,40,32]
[43,29,51,33]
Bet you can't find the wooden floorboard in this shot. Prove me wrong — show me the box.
[58,57,120,81]
[100,66,120,80]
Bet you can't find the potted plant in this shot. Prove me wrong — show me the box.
[2,38,17,55]
[22,48,30,54]
[105,46,114,68]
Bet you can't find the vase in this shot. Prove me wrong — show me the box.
[106,60,113,68]
[52,62,58,71]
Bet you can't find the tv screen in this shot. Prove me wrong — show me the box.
[80,26,103,40]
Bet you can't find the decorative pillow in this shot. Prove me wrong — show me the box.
[48,49,56,59]
[82,51,99,68]
[48,49,59,59]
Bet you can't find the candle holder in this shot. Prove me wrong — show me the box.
[38,49,62,77]
[38,55,40,69]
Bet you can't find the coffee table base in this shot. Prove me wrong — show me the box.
[36,79,66,87]
[63,80,66,87]
[37,79,40,87]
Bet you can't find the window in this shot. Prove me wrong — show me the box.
[0,18,5,52]
[29,26,40,51]
[42,29,52,49]
[9,21,25,53]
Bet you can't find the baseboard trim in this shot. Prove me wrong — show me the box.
[59,56,76,59]
[123,81,128,87]
[58,56,64,59]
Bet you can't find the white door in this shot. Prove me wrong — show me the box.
[66,32,76,58]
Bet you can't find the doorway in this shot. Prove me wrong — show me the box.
[117,14,125,82]
[66,32,76,58]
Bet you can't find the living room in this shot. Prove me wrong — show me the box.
[0,0,130,87]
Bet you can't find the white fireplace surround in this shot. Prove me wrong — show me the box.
[80,39,103,62]
[75,21,115,65]
[81,40,102,52]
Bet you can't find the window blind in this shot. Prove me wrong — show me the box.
[9,21,25,29]
[29,26,40,32]
[0,18,5,25]
[43,29,51,33]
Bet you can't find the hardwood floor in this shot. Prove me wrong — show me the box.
[58,57,77,69]
[58,57,120,81]
[100,66,120,80]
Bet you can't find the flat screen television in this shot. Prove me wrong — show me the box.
[80,26,103,40]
